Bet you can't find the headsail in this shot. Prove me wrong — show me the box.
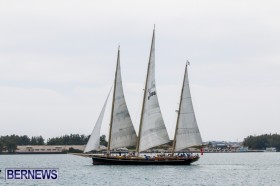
[109,48,137,150]
[137,28,170,152]
[84,88,111,153]
[173,63,202,151]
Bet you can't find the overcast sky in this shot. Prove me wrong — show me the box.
[0,0,279,142]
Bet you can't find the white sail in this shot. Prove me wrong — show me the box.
[174,64,202,151]
[110,49,137,150]
[84,88,111,153]
[138,29,170,152]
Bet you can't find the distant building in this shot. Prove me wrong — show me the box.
[16,145,85,153]
[204,141,244,152]
[265,147,277,152]
[238,147,248,152]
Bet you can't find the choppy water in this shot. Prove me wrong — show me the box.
[0,153,280,185]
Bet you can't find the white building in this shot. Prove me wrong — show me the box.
[16,145,86,153]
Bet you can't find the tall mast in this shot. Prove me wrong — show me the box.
[107,47,120,155]
[136,27,155,155]
[171,62,189,156]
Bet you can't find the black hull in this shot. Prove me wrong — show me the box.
[92,156,199,165]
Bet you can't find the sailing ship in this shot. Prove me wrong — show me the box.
[84,28,203,165]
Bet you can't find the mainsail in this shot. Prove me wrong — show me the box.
[137,28,170,152]
[173,63,202,151]
[84,88,111,153]
[109,48,137,150]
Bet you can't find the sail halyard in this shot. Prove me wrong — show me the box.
[84,88,112,153]
[173,63,202,151]
[137,28,170,153]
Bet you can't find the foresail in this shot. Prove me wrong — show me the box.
[110,49,137,150]
[174,64,202,151]
[84,88,111,153]
[138,29,170,152]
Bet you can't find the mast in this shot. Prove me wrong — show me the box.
[171,62,188,156]
[107,47,120,155]
[136,28,155,155]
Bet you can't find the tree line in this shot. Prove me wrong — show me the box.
[0,134,108,153]
[243,133,280,151]
[0,135,45,153]
[46,134,89,145]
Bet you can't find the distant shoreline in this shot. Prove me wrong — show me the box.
[1,150,275,155]
[0,152,66,155]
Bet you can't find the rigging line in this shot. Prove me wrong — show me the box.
[172,108,179,141]
[172,102,180,139]
[133,76,146,134]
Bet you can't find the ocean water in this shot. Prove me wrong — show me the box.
[0,153,280,186]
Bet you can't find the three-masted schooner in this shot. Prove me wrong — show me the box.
[84,28,202,165]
